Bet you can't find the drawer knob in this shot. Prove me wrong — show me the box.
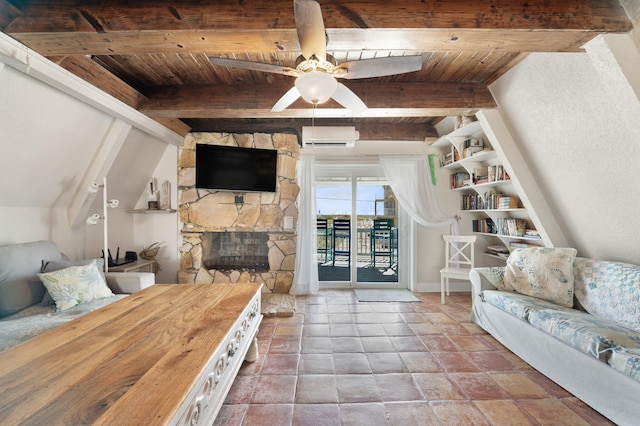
[228,348,235,358]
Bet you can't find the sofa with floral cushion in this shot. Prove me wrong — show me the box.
[470,247,640,426]
[0,240,155,352]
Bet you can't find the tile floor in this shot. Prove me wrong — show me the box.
[215,290,613,425]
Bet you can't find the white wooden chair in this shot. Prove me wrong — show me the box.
[440,235,477,304]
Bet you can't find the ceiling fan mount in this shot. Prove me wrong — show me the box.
[209,0,422,114]
[294,55,337,74]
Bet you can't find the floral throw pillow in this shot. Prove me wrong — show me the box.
[37,260,114,311]
[503,247,577,308]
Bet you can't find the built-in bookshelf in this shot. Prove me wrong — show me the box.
[431,114,552,263]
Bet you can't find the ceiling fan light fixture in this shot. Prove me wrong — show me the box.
[295,71,337,105]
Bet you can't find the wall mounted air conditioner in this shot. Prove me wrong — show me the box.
[302,126,359,148]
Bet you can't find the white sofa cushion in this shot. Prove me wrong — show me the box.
[527,308,640,362]
[482,289,575,321]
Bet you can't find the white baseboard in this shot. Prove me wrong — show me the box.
[413,281,473,293]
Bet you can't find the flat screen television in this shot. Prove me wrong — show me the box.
[195,144,278,192]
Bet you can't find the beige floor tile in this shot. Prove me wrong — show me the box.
[412,372,466,400]
[518,398,592,426]
[431,401,491,426]
[489,372,549,399]
[473,400,537,426]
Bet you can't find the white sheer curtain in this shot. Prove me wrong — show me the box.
[290,153,319,295]
[380,155,459,233]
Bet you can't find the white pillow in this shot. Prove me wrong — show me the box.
[503,247,577,308]
[37,260,114,311]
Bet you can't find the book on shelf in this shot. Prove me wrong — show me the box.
[462,146,483,158]
[472,218,495,234]
[441,152,453,166]
[487,165,510,183]
[440,146,460,166]
[462,193,485,210]
[486,245,510,258]
[450,171,470,189]
[509,241,539,251]
[463,137,484,148]
[483,191,503,209]
[498,196,520,209]
[524,229,541,238]
[491,218,527,237]
[472,166,488,184]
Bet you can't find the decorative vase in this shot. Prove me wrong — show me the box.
[160,181,171,210]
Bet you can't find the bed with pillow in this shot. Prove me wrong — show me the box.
[470,247,640,426]
[0,240,154,352]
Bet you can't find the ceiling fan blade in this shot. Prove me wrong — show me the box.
[209,57,299,77]
[331,83,367,115]
[294,0,326,62]
[336,56,423,80]
[271,87,301,112]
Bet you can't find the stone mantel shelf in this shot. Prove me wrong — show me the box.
[179,230,296,235]
[128,209,177,213]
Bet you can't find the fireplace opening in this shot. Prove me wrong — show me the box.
[202,232,270,271]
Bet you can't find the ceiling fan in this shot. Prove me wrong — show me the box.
[208,0,422,115]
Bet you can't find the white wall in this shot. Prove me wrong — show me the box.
[489,35,640,263]
[0,32,181,267]
[132,145,180,283]
[0,207,56,244]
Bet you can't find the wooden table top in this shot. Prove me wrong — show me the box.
[0,283,262,425]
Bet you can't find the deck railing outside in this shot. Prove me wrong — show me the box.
[317,216,397,266]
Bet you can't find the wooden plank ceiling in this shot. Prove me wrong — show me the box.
[0,0,632,141]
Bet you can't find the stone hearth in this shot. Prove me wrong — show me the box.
[177,132,299,294]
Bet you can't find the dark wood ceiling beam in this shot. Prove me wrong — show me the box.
[48,54,191,135]
[182,118,439,141]
[139,82,495,119]
[4,0,630,32]
[4,1,631,55]
[49,55,147,108]
[6,28,622,56]
[0,0,20,29]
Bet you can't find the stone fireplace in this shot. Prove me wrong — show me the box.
[202,232,270,271]
[177,132,299,294]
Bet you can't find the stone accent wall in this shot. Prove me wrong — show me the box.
[177,132,299,294]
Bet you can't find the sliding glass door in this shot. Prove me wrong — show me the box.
[315,162,403,289]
